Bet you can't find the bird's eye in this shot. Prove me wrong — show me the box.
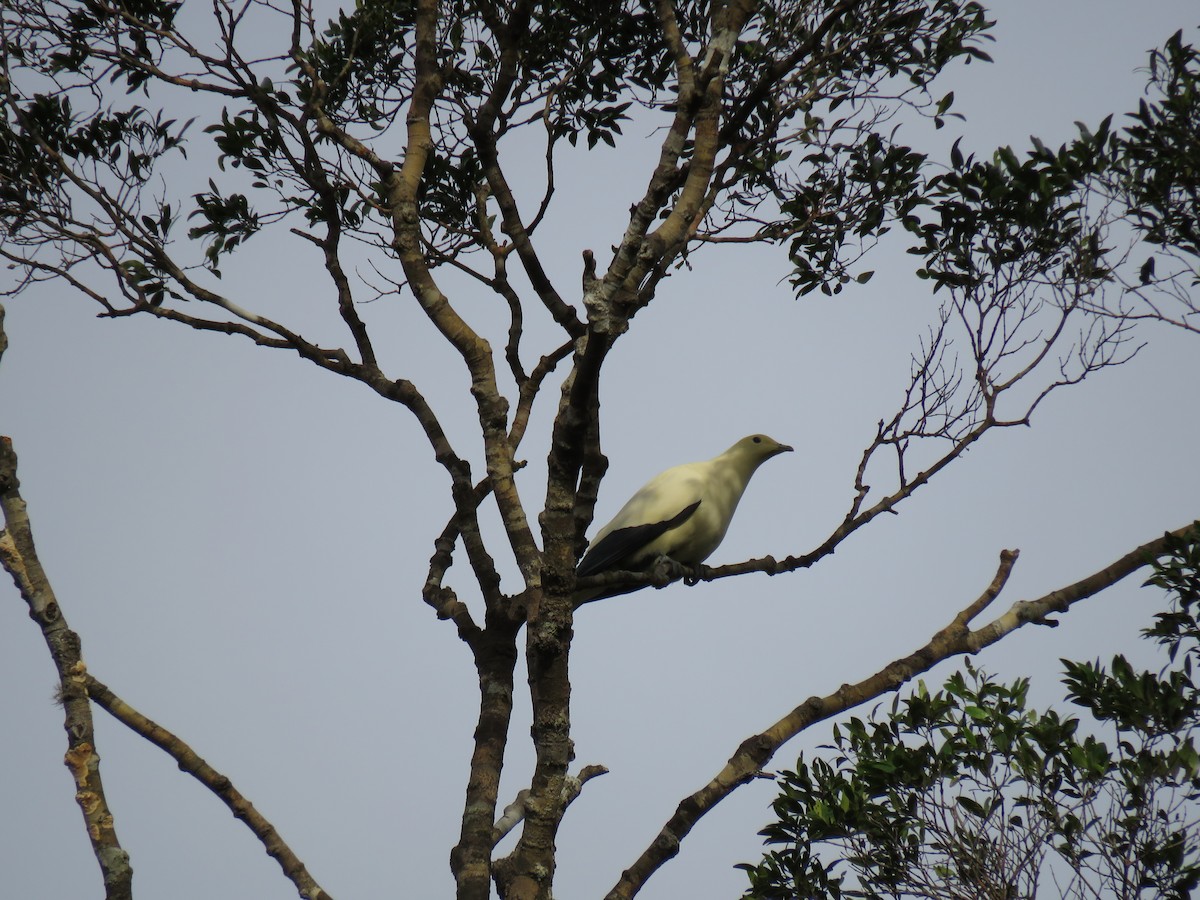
[752,436,762,443]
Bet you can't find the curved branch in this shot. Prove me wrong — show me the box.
[111,303,355,375]
[510,338,574,451]
[384,0,539,585]
[605,521,1200,899]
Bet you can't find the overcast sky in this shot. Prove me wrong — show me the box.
[2,3,1199,899]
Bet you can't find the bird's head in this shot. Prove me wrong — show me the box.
[728,434,793,466]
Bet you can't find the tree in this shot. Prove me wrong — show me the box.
[0,3,1197,899]
[740,527,1200,900]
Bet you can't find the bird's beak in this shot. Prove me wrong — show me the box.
[775,444,794,456]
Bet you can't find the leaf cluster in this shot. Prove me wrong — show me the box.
[0,1,1001,297]
[0,92,189,237]
[306,0,417,128]
[1117,31,1200,262]
[13,0,182,92]
[715,1,996,296]
[906,122,1115,296]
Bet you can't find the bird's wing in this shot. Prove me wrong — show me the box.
[576,500,701,577]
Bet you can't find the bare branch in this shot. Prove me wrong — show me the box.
[82,674,334,900]
[492,764,608,846]
[606,522,1199,900]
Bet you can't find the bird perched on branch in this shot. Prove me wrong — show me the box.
[575,434,792,602]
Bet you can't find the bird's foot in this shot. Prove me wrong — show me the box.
[650,556,704,587]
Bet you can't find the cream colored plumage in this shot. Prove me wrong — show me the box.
[576,435,792,585]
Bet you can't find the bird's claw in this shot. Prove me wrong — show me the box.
[651,556,704,587]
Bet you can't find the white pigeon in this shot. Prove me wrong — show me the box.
[575,435,792,599]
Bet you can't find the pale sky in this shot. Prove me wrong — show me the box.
[2,3,1199,899]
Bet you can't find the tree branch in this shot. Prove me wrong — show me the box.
[606,521,1199,899]
[0,405,132,900]
[464,1,582,337]
[492,763,608,845]
[82,674,334,900]
[378,7,539,899]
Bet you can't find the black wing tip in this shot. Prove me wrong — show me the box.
[576,531,628,578]
[575,500,702,578]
